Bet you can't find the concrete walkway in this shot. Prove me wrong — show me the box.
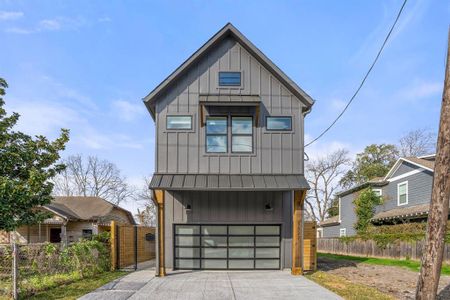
[80,269,342,300]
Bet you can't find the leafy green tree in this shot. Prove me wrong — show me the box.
[0,78,69,232]
[353,188,383,234]
[340,144,399,188]
[327,197,339,218]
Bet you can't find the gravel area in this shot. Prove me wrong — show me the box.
[318,256,450,300]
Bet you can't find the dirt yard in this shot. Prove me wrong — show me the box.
[317,256,450,299]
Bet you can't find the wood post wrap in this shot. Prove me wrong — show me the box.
[292,190,306,275]
[154,190,166,277]
[110,221,117,271]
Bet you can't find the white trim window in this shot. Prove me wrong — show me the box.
[317,228,323,239]
[373,189,382,197]
[339,228,347,237]
[397,181,408,206]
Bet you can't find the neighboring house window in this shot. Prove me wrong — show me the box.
[167,116,192,130]
[231,117,253,153]
[218,71,241,86]
[373,189,382,197]
[339,228,346,237]
[206,117,228,153]
[82,229,93,239]
[266,116,292,131]
[397,181,408,206]
[317,228,323,239]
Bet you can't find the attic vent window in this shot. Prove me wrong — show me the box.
[218,71,241,86]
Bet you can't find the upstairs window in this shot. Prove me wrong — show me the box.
[167,116,192,130]
[206,117,227,153]
[231,117,253,153]
[218,71,241,86]
[339,228,346,237]
[397,181,408,206]
[266,116,292,131]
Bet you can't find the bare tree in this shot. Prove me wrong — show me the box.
[53,154,133,205]
[305,149,350,222]
[399,128,436,157]
[135,176,156,226]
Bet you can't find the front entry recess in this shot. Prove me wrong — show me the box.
[174,224,281,270]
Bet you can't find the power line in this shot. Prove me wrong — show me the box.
[305,0,408,148]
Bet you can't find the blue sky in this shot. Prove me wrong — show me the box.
[1,0,448,213]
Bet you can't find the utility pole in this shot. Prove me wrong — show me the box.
[416,29,450,300]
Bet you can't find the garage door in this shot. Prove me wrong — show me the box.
[174,224,281,270]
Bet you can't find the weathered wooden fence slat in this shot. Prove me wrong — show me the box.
[317,238,450,262]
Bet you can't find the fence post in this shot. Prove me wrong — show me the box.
[134,226,138,271]
[110,221,116,271]
[12,241,18,300]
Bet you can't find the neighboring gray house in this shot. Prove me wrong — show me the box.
[143,23,314,275]
[319,155,436,238]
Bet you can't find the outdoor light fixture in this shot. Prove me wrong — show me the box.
[265,202,273,211]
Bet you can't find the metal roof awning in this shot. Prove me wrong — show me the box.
[199,95,261,127]
[149,174,309,191]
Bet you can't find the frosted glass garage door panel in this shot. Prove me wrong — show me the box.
[175,225,200,235]
[255,248,279,258]
[255,226,280,235]
[229,226,254,235]
[175,259,200,269]
[255,236,279,247]
[229,236,254,247]
[202,236,227,247]
[176,248,200,258]
[175,236,200,246]
[202,226,227,235]
[229,248,254,258]
[202,259,227,269]
[255,260,279,269]
[202,248,227,258]
[229,260,254,269]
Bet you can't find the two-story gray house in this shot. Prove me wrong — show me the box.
[143,23,314,276]
[319,155,436,238]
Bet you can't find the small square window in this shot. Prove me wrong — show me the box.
[339,228,346,237]
[167,116,192,130]
[218,72,241,86]
[266,117,292,131]
[373,189,382,197]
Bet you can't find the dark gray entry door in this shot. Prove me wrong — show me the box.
[174,224,281,270]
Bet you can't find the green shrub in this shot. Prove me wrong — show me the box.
[353,188,383,233]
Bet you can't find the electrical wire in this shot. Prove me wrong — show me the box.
[305,0,409,148]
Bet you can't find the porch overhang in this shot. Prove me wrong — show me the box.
[149,173,309,191]
[199,94,261,127]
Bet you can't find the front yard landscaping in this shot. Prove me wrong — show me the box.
[308,253,450,300]
[27,271,127,300]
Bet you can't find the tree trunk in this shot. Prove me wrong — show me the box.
[416,29,450,299]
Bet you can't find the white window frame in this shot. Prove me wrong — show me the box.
[373,188,382,197]
[317,228,323,239]
[397,181,409,206]
[338,197,342,222]
[339,228,346,237]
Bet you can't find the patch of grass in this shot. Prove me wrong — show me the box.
[27,271,127,300]
[319,252,450,275]
[306,271,394,300]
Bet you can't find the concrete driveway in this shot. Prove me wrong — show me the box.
[80,269,342,300]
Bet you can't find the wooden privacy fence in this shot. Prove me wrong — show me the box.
[317,238,450,262]
[303,221,317,271]
[110,221,156,270]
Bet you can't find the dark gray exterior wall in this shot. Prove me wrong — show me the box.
[154,36,306,175]
[163,190,293,270]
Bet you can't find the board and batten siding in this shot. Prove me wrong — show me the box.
[155,36,306,175]
[162,190,293,269]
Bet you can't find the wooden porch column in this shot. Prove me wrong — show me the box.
[292,190,306,275]
[153,189,166,277]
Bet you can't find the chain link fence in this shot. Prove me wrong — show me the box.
[0,238,111,299]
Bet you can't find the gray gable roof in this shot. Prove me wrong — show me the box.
[143,23,314,119]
